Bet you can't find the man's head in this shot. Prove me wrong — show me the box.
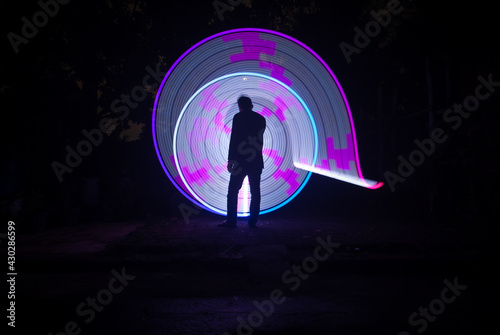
[237,96,253,112]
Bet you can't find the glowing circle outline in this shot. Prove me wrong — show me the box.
[172,72,319,216]
[152,27,383,220]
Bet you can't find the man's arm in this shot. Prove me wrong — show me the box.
[228,116,238,161]
[227,115,239,172]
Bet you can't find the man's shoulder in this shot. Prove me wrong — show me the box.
[233,112,244,121]
[252,111,266,121]
[235,111,265,118]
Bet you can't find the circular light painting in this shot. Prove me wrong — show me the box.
[153,28,382,217]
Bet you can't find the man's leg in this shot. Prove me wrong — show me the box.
[226,170,246,225]
[247,169,262,226]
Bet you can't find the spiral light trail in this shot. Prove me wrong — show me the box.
[153,28,383,217]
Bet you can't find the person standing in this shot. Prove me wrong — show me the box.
[219,96,266,228]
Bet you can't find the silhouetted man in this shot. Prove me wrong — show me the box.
[218,96,266,228]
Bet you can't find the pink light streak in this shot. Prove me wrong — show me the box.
[273,168,300,196]
[259,61,293,86]
[222,32,276,62]
[263,148,284,167]
[326,134,356,170]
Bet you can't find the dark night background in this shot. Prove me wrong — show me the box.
[1,0,499,334]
